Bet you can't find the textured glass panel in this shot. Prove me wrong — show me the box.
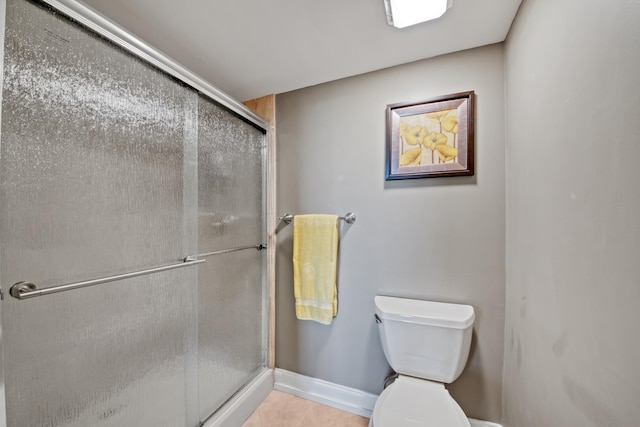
[0,0,199,426]
[197,95,266,420]
[198,95,264,251]
[1,0,195,282]
[2,270,196,427]
[198,249,265,419]
[0,1,268,426]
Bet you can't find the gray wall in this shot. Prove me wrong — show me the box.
[276,44,505,422]
[503,0,640,426]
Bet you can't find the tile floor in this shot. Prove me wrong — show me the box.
[242,391,370,427]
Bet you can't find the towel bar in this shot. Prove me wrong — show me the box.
[8,257,206,300]
[277,212,356,225]
[195,244,267,258]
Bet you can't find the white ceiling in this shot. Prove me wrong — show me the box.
[80,0,522,102]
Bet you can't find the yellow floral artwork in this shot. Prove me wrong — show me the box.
[398,108,458,165]
[386,91,474,180]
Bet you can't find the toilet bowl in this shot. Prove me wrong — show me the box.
[369,376,469,427]
[370,296,475,427]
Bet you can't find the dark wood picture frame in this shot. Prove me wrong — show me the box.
[385,91,474,180]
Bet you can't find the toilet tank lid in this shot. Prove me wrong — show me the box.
[375,296,475,329]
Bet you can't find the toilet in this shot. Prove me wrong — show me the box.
[370,295,475,427]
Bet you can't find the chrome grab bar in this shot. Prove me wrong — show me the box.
[9,257,206,300]
[277,212,356,225]
[195,244,267,259]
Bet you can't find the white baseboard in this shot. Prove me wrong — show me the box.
[203,368,274,427]
[274,368,378,418]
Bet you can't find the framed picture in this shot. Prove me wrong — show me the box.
[386,91,474,180]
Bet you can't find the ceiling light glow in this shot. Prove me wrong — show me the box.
[384,0,453,29]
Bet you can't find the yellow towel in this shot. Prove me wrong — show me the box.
[293,214,339,325]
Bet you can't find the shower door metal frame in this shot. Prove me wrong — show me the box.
[0,0,272,425]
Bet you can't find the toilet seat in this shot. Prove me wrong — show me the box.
[371,375,470,427]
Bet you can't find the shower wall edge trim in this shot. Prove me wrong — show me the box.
[0,0,7,424]
[41,0,269,132]
[243,94,277,369]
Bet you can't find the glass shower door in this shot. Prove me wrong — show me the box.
[197,95,266,421]
[0,0,200,425]
[0,1,268,426]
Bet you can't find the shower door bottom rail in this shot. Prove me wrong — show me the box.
[7,256,206,300]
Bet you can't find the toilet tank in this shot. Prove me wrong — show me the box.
[374,296,475,383]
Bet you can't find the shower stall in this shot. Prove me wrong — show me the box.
[0,0,270,425]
